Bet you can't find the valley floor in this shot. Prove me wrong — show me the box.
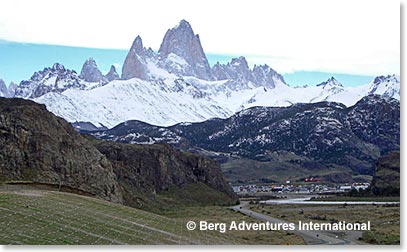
[0,186,304,245]
[247,201,400,245]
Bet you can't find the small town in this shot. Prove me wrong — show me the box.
[232,182,370,194]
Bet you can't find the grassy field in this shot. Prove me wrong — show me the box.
[0,188,303,245]
[250,203,400,245]
[159,205,305,245]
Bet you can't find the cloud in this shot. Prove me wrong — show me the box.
[0,0,400,76]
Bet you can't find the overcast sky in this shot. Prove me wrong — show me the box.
[0,0,400,76]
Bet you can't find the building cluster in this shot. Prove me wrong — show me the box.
[232,182,370,194]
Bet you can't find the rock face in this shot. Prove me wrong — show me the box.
[0,98,122,203]
[92,140,237,208]
[0,98,236,209]
[212,56,287,89]
[14,63,86,99]
[93,95,400,176]
[105,65,120,81]
[121,36,150,80]
[370,151,400,196]
[7,81,18,97]
[158,20,213,80]
[0,79,7,97]
[80,58,107,83]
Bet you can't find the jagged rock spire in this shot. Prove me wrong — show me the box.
[121,35,149,80]
[105,65,119,81]
[80,58,106,83]
[158,19,213,80]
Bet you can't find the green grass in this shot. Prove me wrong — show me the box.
[0,189,230,245]
[0,188,303,245]
[159,205,305,245]
[250,203,400,245]
[131,182,238,214]
[362,230,400,245]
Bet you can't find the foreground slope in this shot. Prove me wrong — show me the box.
[0,188,227,245]
[0,187,305,245]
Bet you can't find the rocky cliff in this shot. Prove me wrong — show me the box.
[91,140,237,209]
[158,19,213,80]
[121,36,151,80]
[80,58,107,83]
[105,65,120,81]
[370,151,400,196]
[0,97,122,203]
[0,98,236,209]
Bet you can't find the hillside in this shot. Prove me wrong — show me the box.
[0,97,122,203]
[0,97,236,210]
[89,138,237,211]
[0,187,305,245]
[92,95,400,182]
[370,151,400,196]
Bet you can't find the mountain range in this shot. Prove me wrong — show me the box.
[0,19,400,129]
[89,95,399,182]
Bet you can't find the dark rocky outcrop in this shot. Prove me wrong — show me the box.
[0,98,122,203]
[370,151,400,196]
[91,140,237,209]
[0,98,236,209]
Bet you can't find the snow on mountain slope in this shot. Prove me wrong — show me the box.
[34,77,232,128]
[367,75,400,99]
[10,20,400,129]
[14,63,89,99]
[212,75,400,112]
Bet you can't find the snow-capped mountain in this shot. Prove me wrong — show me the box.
[13,63,88,99]
[158,19,213,80]
[7,19,401,128]
[368,75,400,99]
[34,77,231,128]
[91,95,400,175]
[0,79,7,97]
[214,75,400,112]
